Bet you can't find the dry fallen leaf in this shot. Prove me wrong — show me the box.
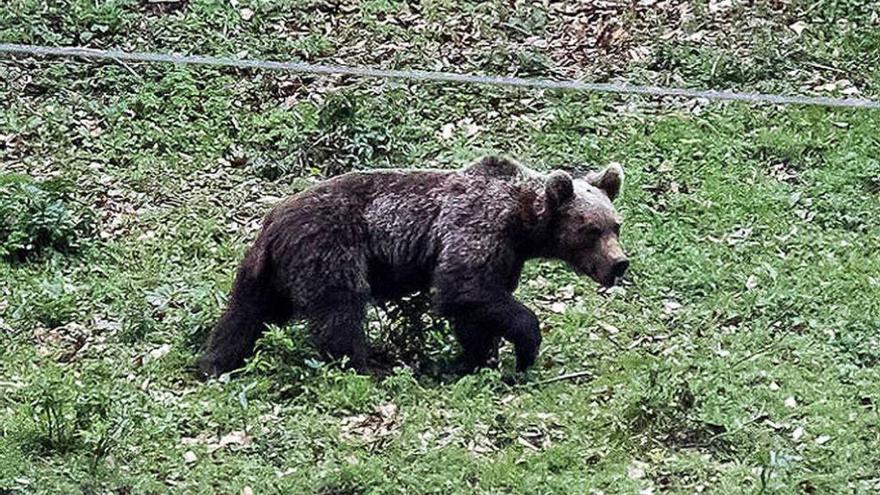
[549,301,567,314]
[341,403,401,443]
[662,300,682,314]
[143,343,172,364]
[180,436,202,446]
[439,123,455,141]
[598,321,620,334]
[517,436,540,451]
[240,8,254,21]
[788,21,808,36]
[559,284,575,300]
[791,426,805,441]
[727,227,753,245]
[183,451,197,464]
[463,122,481,138]
[206,431,252,453]
[628,460,648,480]
[784,396,798,408]
[746,275,759,291]
[708,0,732,13]
[151,343,172,358]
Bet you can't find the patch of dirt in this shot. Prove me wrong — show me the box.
[32,322,95,362]
[139,0,188,15]
[640,161,691,212]
[767,161,800,184]
[180,429,253,453]
[341,403,401,446]
[862,175,880,195]
[317,487,363,495]
[546,1,680,78]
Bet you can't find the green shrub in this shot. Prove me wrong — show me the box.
[246,324,324,390]
[15,365,127,468]
[247,91,401,181]
[370,292,455,373]
[0,174,93,261]
[245,294,454,385]
[29,277,80,329]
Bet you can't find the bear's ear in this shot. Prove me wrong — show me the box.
[545,170,574,209]
[587,162,624,201]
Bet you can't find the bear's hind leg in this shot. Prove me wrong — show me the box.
[307,294,369,372]
[198,263,290,378]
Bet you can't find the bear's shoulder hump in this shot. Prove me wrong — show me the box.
[463,155,523,178]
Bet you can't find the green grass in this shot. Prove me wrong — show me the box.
[2,1,880,494]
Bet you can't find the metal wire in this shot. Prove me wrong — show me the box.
[3,42,879,110]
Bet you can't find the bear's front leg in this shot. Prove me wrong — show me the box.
[442,294,541,372]
[450,319,502,373]
[499,298,542,372]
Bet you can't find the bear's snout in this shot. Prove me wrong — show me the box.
[602,257,629,287]
[610,258,629,279]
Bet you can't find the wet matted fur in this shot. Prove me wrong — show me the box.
[198,156,628,377]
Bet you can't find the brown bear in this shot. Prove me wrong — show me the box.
[197,156,628,377]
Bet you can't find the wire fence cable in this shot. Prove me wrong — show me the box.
[2,43,880,110]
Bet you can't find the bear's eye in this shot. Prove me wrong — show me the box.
[580,226,601,240]
[612,223,621,236]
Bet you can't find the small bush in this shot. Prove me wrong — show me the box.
[15,365,127,469]
[370,292,455,373]
[117,302,159,344]
[248,91,399,181]
[29,277,80,329]
[246,294,454,383]
[0,174,93,261]
[614,357,730,452]
[246,324,324,393]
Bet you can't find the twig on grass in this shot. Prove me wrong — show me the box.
[528,370,594,386]
[706,412,768,445]
[112,57,144,81]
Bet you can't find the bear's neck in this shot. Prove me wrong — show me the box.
[517,219,558,261]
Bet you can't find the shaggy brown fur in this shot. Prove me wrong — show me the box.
[198,156,628,377]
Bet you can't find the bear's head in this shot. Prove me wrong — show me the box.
[544,163,628,287]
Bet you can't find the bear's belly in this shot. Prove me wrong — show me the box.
[366,259,432,301]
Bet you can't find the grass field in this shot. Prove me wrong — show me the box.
[2,1,880,493]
